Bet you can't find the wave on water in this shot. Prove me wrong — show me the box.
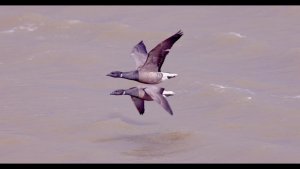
[122,131,193,158]
[66,19,82,24]
[1,23,39,34]
[210,83,300,102]
[210,83,255,97]
[227,32,247,38]
[272,95,300,100]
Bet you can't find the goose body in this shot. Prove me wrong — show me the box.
[110,86,174,115]
[107,30,183,84]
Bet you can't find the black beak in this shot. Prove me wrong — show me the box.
[106,73,111,76]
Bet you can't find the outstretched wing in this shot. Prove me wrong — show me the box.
[141,30,183,72]
[131,41,148,69]
[130,96,145,115]
[144,86,173,115]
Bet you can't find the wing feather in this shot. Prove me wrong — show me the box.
[141,30,183,72]
[130,96,145,115]
[144,87,173,115]
[131,41,148,69]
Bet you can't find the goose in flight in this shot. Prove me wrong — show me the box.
[110,86,175,115]
[107,30,183,84]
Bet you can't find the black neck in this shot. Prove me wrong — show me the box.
[121,70,138,81]
[124,87,139,97]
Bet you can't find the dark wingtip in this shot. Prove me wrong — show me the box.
[177,30,183,36]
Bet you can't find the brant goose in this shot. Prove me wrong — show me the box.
[110,86,175,115]
[107,30,183,84]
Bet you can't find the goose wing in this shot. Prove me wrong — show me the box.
[144,86,173,115]
[141,30,183,72]
[130,96,145,115]
[131,41,148,69]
